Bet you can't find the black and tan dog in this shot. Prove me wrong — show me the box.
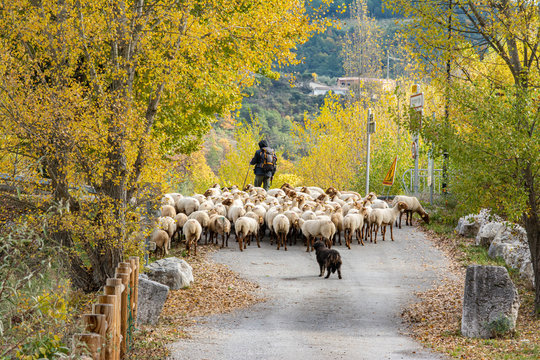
[313,240,342,279]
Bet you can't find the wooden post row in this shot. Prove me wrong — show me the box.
[71,257,139,360]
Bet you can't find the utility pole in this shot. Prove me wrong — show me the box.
[386,52,404,81]
[365,108,375,195]
[410,84,423,197]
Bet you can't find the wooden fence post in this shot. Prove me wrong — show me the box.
[91,304,114,360]
[129,256,139,325]
[115,269,130,358]
[73,333,101,359]
[82,313,107,360]
[103,283,122,360]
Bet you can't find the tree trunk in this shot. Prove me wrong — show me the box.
[522,164,540,315]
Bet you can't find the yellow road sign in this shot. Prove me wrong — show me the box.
[382,156,398,186]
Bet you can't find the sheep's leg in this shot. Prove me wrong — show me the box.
[390,224,394,241]
[194,240,197,256]
[238,235,243,252]
[338,230,342,246]
[256,232,260,248]
[373,224,378,244]
[283,233,287,251]
[185,241,190,257]
[398,212,403,229]
[357,228,365,246]
[382,225,386,241]
[276,233,280,250]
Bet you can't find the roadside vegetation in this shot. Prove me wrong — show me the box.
[402,199,539,359]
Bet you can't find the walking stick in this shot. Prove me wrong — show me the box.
[242,165,251,190]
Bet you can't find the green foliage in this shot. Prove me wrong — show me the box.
[288,27,347,78]
[237,76,326,159]
[0,216,74,359]
[486,314,514,338]
[218,121,262,187]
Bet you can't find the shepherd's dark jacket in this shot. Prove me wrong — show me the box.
[250,140,276,178]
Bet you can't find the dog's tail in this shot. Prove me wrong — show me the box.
[327,252,342,273]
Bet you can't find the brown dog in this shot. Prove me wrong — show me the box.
[313,241,342,279]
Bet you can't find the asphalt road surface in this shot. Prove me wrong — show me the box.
[169,225,451,360]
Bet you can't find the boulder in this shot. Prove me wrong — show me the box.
[487,239,514,260]
[145,257,194,290]
[492,223,527,244]
[519,261,535,290]
[475,222,504,247]
[137,275,169,325]
[455,215,481,238]
[502,242,530,270]
[461,265,520,338]
[488,223,530,271]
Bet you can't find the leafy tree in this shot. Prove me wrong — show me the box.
[342,0,384,78]
[218,121,262,188]
[292,92,411,191]
[386,0,540,313]
[0,0,322,290]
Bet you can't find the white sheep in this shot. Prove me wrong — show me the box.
[173,213,188,242]
[227,205,246,224]
[183,219,202,256]
[208,214,231,248]
[369,201,408,243]
[272,214,290,251]
[192,193,206,204]
[283,210,301,245]
[151,229,169,258]
[370,199,389,209]
[392,195,430,228]
[176,197,200,215]
[198,200,214,212]
[343,213,365,248]
[234,216,259,251]
[301,218,336,252]
[161,194,175,207]
[160,204,176,218]
[188,210,211,243]
[330,211,344,246]
[157,216,176,250]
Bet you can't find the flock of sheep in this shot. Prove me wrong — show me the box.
[151,183,430,258]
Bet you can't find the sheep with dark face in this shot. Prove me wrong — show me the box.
[391,195,430,228]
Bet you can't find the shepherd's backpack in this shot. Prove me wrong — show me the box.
[260,147,277,172]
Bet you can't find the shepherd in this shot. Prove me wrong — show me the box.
[249,140,277,191]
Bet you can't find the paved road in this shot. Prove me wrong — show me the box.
[169,226,450,360]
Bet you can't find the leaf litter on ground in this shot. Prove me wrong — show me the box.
[128,243,265,359]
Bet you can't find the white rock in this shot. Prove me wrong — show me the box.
[145,257,194,290]
[519,261,535,290]
[476,222,505,247]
